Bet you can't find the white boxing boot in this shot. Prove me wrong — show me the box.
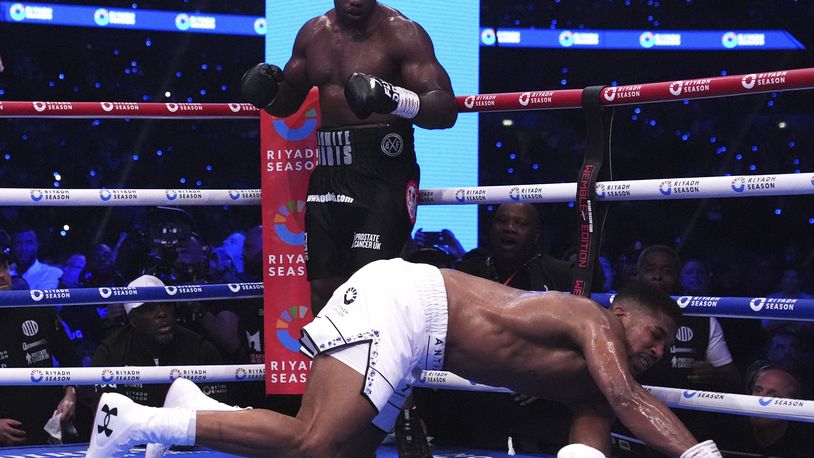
[145,378,244,458]
[87,392,195,458]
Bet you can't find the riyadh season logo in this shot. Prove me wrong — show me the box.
[463,96,475,109]
[480,28,496,46]
[639,31,655,48]
[99,189,112,201]
[253,17,267,35]
[509,186,521,201]
[722,32,738,49]
[228,190,241,200]
[30,369,44,383]
[32,101,47,112]
[676,296,692,308]
[730,177,746,193]
[175,13,190,31]
[742,73,757,90]
[603,87,617,102]
[30,290,44,301]
[559,30,575,47]
[658,180,673,196]
[235,368,247,380]
[169,368,182,380]
[273,107,318,141]
[165,103,180,113]
[30,189,44,202]
[683,391,698,399]
[9,3,25,21]
[595,183,606,199]
[228,284,241,293]
[94,9,110,26]
[750,297,767,312]
[101,102,114,112]
[164,286,178,296]
[101,369,114,383]
[669,81,684,96]
[518,92,531,106]
[99,288,113,299]
[165,189,178,200]
[455,189,466,202]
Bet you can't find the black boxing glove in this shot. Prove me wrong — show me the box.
[240,63,285,109]
[344,73,420,120]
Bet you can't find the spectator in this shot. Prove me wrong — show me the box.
[403,228,465,268]
[456,203,572,291]
[719,361,813,456]
[635,246,740,440]
[91,275,228,408]
[56,253,98,367]
[57,254,86,289]
[0,228,80,445]
[9,226,62,290]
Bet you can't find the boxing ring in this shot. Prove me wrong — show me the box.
[1,67,814,457]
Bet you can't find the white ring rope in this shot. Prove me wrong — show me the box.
[0,172,809,206]
[420,172,813,205]
[414,370,814,423]
[1,364,809,423]
[0,188,261,206]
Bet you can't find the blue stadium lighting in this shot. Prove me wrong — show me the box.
[200,89,206,95]
[58,73,64,80]
[142,95,150,101]
[774,209,782,215]
[89,170,96,177]
[220,85,227,91]
[92,120,101,126]
[649,120,656,126]
[634,107,641,114]
[113,49,120,55]
[611,81,618,86]
[132,154,139,160]
[156,150,164,157]
[176,71,182,77]
[749,164,756,171]
[21,134,28,141]
[793,159,799,165]
[196,180,202,186]
[568,202,575,208]
[216,65,223,71]
[735,154,743,160]
[201,64,208,70]
[125,68,131,74]
[186,97,193,102]
[751,145,758,152]
[496,142,503,148]
[681,134,689,141]
[146,39,151,46]
[53,172,61,180]
[509,153,516,160]
[767,100,774,107]
[180,178,187,184]
[562,67,568,74]
[631,115,638,121]
[0,89,4,95]
[131,61,137,67]
[49,81,55,87]
[60,231,67,237]
[709,137,717,143]
[206,165,213,171]
[682,100,689,105]
[53,181,60,187]
[95,82,101,88]
[788,141,796,147]
[532,163,539,170]
[507,167,514,174]
[809,218,814,225]
[560,79,567,85]
[3,154,10,160]
[720,70,728,76]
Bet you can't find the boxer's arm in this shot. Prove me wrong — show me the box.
[567,401,613,456]
[579,317,699,457]
[266,21,315,117]
[392,20,457,129]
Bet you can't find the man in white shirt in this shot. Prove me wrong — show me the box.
[10,227,62,290]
